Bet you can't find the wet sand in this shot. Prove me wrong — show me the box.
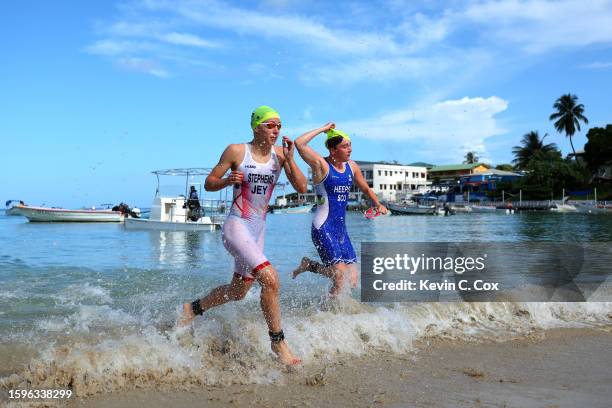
[43,327,610,408]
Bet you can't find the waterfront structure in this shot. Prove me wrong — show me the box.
[352,161,431,202]
[428,163,491,186]
[458,169,523,201]
[291,161,431,204]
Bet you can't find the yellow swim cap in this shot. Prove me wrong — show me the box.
[251,106,280,129]
[325,128,351,147]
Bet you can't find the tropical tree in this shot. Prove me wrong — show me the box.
[583,125,612,176]
[517,153,588,199]
[512,131,559,170]
[463,151,478,164]
[495,164,514,171]
[549,93,589,159]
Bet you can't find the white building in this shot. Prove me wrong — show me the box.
[353,161,431,202]
[295,161,431,204]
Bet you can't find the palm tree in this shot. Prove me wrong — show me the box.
[463,151,478,164]
[549,94,588,159]
[512,131,559,170]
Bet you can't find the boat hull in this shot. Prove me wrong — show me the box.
[124,217,222,231]
[550,204,578,213]
[5,207,23,216]
[14,206,124,222]
[388,203,436,215]
[470,205,498,213]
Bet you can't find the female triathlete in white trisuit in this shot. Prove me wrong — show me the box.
[222,142,280,279]
[180,106,307,366]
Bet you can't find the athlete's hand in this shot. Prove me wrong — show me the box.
[321,122,335,133]
[226,170,244,186]
[282,136,295,158]
[376,203,388,215]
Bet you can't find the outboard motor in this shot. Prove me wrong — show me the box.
[112,202,141,218]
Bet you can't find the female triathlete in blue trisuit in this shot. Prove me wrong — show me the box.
[292,123,387,295]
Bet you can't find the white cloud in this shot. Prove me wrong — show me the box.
[300,55,454,84]
[86,39,155,56]
[144,0,403,56]
[460,0,612,53]
[577,61,612,69]
[116,57,170,78]
[340,96,508,161]
[159,32,221,48]
[88,0,612,84]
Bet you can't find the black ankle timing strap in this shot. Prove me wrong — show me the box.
[269,330,285,343]
[191,299,204,316]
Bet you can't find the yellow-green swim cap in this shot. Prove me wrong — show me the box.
[325,128,351,147]
[251,105,280,129]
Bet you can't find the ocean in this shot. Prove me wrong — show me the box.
[1,210,611,396]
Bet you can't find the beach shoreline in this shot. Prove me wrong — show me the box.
[18,326,600,408]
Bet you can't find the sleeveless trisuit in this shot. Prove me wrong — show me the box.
[311,160,356,265]
[223,144,281,280]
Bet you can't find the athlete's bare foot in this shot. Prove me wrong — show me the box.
[271,340,302,366]
[292,257,312,279]
[178,302,197,327]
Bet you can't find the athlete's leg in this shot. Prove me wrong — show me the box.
[329,262,349,296]
[292,256,336,279]
[294,224,342,279]
[179,273,254,326]
[292,257,350,296]
[340,229,358,288]
[256,264,301,365]
[347,262,358,288]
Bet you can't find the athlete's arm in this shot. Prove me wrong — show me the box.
[349,161,388,214]
[278,137,308,193]
[205,144,244,191]
[294,124,334,180]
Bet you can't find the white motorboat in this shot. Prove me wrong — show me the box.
[11,205,124,222]
[449,204,473,213]
[550,194,578,213]
[470,204,498,213]
[124,168,226,231]
[550,203,578,213]
[388,201,436,215]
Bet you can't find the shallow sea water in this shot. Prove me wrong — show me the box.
[0,210,611,395]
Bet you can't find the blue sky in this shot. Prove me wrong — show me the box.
[2,0,612,207]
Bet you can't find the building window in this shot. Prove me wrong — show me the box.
[421,173,426,178]
[378,170,382,176]
[379,184,383,189]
